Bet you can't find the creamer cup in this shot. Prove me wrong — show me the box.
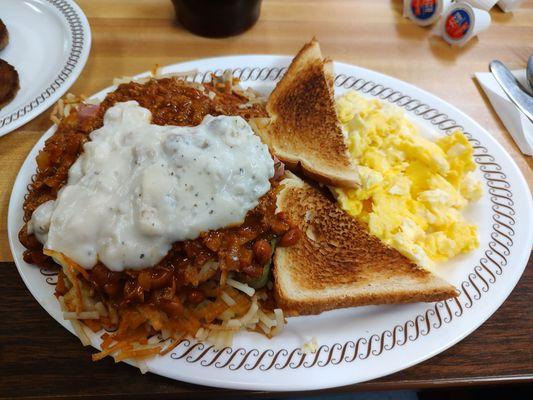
[463,0,498,10]
[497,0,524,12]
[403,0,452,26]
[441,2,491,46]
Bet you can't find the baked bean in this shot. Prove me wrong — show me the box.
[159,299,184,317]
[186,289,205,304]
[90,264,123,298]
[103,282,121,297]
[137,271,151,291]
[150,268,173,290]
[270,219,289,234]
[252,240,271,264]
[91,264,109,288]
[123,280,144,303]
[279,228,301,247]
[22,251,33,265]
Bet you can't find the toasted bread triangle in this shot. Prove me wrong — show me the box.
[257,39,359,188]
[273,174,458,316]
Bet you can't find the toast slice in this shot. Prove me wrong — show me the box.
[256,39,359,188]
[273,174,458,316]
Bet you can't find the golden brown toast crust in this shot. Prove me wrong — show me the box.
[260,39,359,188]
[273,174,458,316]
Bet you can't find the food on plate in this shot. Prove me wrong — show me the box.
[254,39,359,188]
[19,75,298,364]
[333,91,482,268]
[0,19,8,50]
[18,39,480,367]
[0,59,19,109]
[273,173,458,316]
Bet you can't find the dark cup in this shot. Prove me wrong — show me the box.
[172,0,262,38]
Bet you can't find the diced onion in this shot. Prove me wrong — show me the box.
[302,337,318,354]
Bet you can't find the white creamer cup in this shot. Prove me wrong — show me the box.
[403,0,453,26]
[463,0,499,10]
[497,0,524,12]
[441,2,492,46]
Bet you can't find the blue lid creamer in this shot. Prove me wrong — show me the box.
[441,2,492,46]
[404,0,451,26]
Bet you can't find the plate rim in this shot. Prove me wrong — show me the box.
[0,0,92,137]
[7,55,533,391]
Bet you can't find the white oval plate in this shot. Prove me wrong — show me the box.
[0,0,91,137]
[8,56,533,391]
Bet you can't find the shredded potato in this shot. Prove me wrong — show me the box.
[220,291,236,306]
[227,278,255,297]
[63,311,100,320]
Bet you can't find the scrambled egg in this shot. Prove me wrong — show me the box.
[334,91,483,269]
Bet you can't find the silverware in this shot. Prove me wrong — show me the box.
[527,55,533,92]
[489,60,533,123]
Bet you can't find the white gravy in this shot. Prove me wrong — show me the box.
[28,101,274,271]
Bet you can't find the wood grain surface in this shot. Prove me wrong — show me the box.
[0,0,532,398]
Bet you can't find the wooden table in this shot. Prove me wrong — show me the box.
[0,0,532,398]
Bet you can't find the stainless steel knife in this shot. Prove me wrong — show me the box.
[489,60,533,123]
[527,55,533,92]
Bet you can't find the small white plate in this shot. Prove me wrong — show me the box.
[0,0,91,137]
[8,56,533,391]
